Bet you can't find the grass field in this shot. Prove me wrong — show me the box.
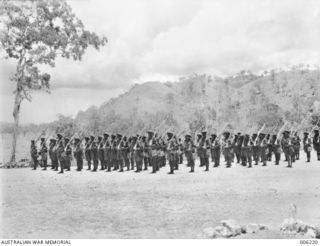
[1,153,320,239]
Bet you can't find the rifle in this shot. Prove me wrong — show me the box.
[253,123,266,145]
[275,121,288,142]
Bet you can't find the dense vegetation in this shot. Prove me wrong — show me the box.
[1,66,320,139]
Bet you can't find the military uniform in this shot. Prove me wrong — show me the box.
[313,130,320,161]
[199,132,210,171]
[73,138,83,171]
[39,138,48,170]
[30,140,38,170]
[56,134,65,173]
[167,132,176,174]
[90,136,99,172]
[49,139,58,170]
[303,132,311,162]
[97,136,105,170]
[103,134,111,172]
[84,137,92,170]
[184,134,195,172]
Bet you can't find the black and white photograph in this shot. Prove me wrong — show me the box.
[0,0,320,242]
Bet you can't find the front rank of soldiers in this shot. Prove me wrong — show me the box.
[30,128,320,174]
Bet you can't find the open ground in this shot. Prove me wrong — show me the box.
[1,153,320,239]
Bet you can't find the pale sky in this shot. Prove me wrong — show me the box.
[1,0,320,123]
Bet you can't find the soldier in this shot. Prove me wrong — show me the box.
[84,137,91,170]
[199,131,210,171]
[49,138,58,171]
[234,132,242,164]
[122,136,131,171]
[212,134,221,167]
[241,134,252,167]
[222,132,232,168]
[97,136,105,170]
[196,133,203,166]
[281,131,293,168]
[272,135,281,165]
[39,137,48,170]
[140,136,147,171]
[260,134,268,166]
[184,134,195,172]
[167,132,176,174]
[129,137,135,170]
[63,137,72,172]
[178,138,183,164]
[90,136,99,172]
[303,132,311,162]
[110,134,117,170]
[73,138,83,171]
[103,133,111,172]
[56,134,65,174]
[116,134,124,172]
[292,133,301,162]
[313,130,320,161]
[132,136,141,172]
[30,140,38,170]
[252,133,260,165]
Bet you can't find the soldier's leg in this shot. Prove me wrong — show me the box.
[317,151,320,161]
[152,157,157,173]
[307,151,310,162]
[42,160,47,170]
[126,158,130,171]
[119,159,124,172]
[168,160,174,174]
[205,157,209,171]
[190,157,195,172]
[143,157,148,170]
[58,159,64,173]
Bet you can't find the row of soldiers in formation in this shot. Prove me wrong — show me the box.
[30,129,320,174]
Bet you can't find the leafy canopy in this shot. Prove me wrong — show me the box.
[0,0,107,101]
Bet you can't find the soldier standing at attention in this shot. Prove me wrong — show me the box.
[56,134,65,174]
[260,134,268,166]
[134,136,143,172]
[167,132,176,174]
[116,134,124,172]
[313,129,320,161]
[49,138,58,171]
[291,133,298,163]
[74,138,83,171]
[91,136,99,172]
[212,134,221,167]
[129,137,135,170]
[110,134,117,170]
[122,136,130,171]
[142,136,149,171]
[30,140,38,170]
[234,133,241,164]
[199,131,210,171]
[39,137,48,170]
[303,132,311,162]
[103,133,111,172]
[196,133,202,166]
[272,135,281,165]
[64,137,72,172]
[84,137,91,170]
[252,133,260,165]
[184,134,195,172]
[97,136,105,170]
[222,132,232,168]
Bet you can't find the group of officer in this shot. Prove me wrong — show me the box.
[30,128,320,174]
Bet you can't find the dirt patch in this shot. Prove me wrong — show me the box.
[1,155,320,238]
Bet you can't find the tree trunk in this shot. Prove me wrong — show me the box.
[10,90,21,166]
